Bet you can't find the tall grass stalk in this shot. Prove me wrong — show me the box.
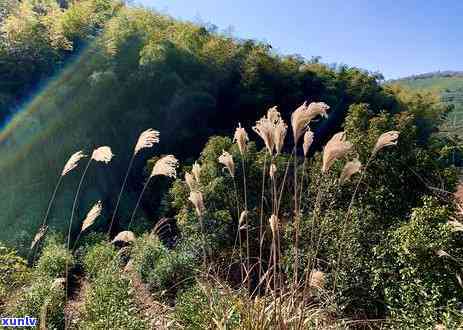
[108,153,135,235]
[258,153,268,293]
[241,156,251,290]
[65,157,92,311]
[127,177,151,230]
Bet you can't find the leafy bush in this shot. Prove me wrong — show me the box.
[175,283,241,329]
[372,197,463,328]
[131,235,197,299]
[35,236,74,279]
[82,242,119,279]
[0,243,30,307]
[7,276,65,329]
[80,271,148,330]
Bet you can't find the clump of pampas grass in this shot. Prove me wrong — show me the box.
[109,129,160,236]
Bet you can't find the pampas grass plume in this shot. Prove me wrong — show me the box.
[291,101,329,145]
[62,151,87,176]
[302,130,314,157]
[339,158,362,184]
[322,132,352,173]
[30,225,48,250]
[373,131,400,155]
[192,161,201,183]
[189,190,205,216]
[134,129,160,155]
[218,150,235,177]
[91,146,114,163]
[233,123,249,155]
[269,214,279,236]
[150,155,178,178]
[81,201,102,232]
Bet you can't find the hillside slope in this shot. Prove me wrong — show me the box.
[391,72,463,137]
[0,0,409,249]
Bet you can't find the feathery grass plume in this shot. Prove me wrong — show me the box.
[436,250,451,258]
[185,172,196,191]
[189,190,205,216]
[267,106,282,124]
[339,158,362,184]
[30,225,48,250]
[91,146,114,163]
[321,132,353,173]
[253,115,275,154]
[372,130,400,155]
[273,119,287,155]
[239,210,248,227]
[111,231,136,244]
[192,161,201,183]
[218,150,235,177]
[291,101,329,145]
[302,130,314,157]
[448,220,463,232]
[233,123,249,155]
[269,214,279,237]
[61,151,87,176]
[151,155,178,178]
[81,201,102,233]
[51,278,66,290]
[134,128,160,155]
[309,270,326,289]
[129,155,179,230]
[269,163,277,180]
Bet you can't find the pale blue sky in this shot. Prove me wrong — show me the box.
[136,0,463,79]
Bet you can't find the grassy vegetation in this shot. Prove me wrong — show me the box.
[1,1,463,329]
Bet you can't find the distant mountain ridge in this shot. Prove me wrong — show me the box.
[390,71,463,82]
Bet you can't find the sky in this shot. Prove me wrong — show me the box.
[137,0,463,79]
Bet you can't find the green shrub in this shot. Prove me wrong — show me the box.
[7,276,65,329]
[35,236,74,279]
[372,197,463,328]
[82,242,118,279]
[132,235,197,299]
[80,271,148,330]
[0,243,30,305]
[175,283,241,329]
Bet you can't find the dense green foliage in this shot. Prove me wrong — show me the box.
[0,0,437,250]
[1,0,462,328]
